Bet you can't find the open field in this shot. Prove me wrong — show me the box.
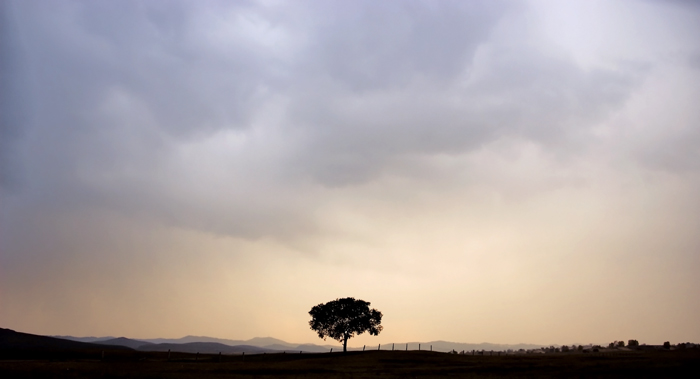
[2,350,700,378]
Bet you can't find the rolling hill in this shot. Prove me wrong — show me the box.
[94,337,153,350]
[137,342,276,354]
[0,328,132,352]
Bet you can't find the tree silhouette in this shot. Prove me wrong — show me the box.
[308,297,383,352]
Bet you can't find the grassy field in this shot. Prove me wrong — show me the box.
[2,349,699,378]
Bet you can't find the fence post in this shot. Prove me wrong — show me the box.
[167,349,171,361]
[330,348,333,353]
[363,345,365,351]
[419,344,421,351]
[392,343,394,351]
[431,345,432,351]
[378,344,380,351]
[242,352,245,362]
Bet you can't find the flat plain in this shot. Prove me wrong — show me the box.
[2,349,700,378]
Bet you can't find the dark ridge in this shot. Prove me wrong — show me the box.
[95,337,153,350]
[0,328,134,359]
[51,335,116,343]
[138,342,277,354]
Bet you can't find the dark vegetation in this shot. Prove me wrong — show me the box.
[309,297,383,352]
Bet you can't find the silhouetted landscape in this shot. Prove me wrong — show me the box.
[2,328,700,378]
[3,1,700,377]
[51,330,545,354]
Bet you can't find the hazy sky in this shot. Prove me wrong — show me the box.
[2,0,699,347]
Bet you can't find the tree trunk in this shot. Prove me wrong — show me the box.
[343,336,348,352]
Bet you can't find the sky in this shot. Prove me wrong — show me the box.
[1,0,699,347]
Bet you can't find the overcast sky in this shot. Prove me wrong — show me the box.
[2,0,699,347]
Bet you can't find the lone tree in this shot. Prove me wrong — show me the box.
[309,297,383,352]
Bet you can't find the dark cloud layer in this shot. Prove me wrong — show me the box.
[0,1,505,225]
[1,0,696,243]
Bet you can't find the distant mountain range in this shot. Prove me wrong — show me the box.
[94,337,153,350]
[138,342,277,354]
[2,327,548,354]
[53,334,339,353]
[7,328,690,356]
[51,333,543,353]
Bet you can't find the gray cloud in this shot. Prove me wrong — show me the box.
[289,44,640,186]
[306,0,509,91]
[0,2,31,191]
[0,0,672,239]
[0,1,509,230]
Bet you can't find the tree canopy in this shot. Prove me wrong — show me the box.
[308,297,383,352]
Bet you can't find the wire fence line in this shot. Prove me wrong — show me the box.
[349,343,435,353]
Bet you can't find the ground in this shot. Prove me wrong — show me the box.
[1,349,700,378]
